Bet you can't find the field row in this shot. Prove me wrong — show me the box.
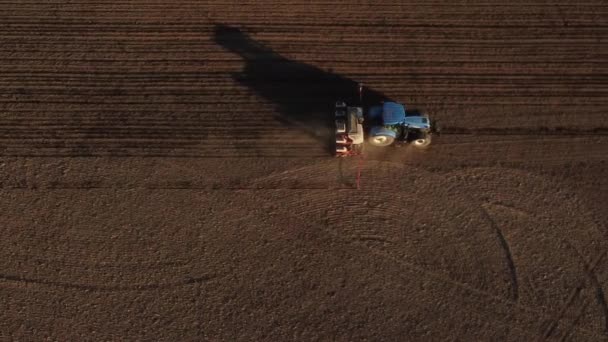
[1,13,606,26]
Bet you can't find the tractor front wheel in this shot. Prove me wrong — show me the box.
[412,134,431,149]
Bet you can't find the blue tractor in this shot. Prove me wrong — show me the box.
[335,91,438,156]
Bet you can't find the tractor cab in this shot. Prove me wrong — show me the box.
[367,101,405,125]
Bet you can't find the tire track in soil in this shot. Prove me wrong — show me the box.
[333,216,603,341]
[480,204,520,302]
[560,300,592,342]
[244,163,607,339]
[245,162,603,335]
[0,272,217,292]
[266,194,603,340]
[564,243,608,336]
[543,286,584,340]
[540,245,607,339]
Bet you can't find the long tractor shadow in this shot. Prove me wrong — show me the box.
[213,24,392,155]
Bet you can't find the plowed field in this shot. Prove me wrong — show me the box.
[1,1,607,340]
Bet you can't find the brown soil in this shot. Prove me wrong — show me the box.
[0,1,607,340]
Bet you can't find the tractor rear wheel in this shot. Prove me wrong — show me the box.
[369,135,395,147]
